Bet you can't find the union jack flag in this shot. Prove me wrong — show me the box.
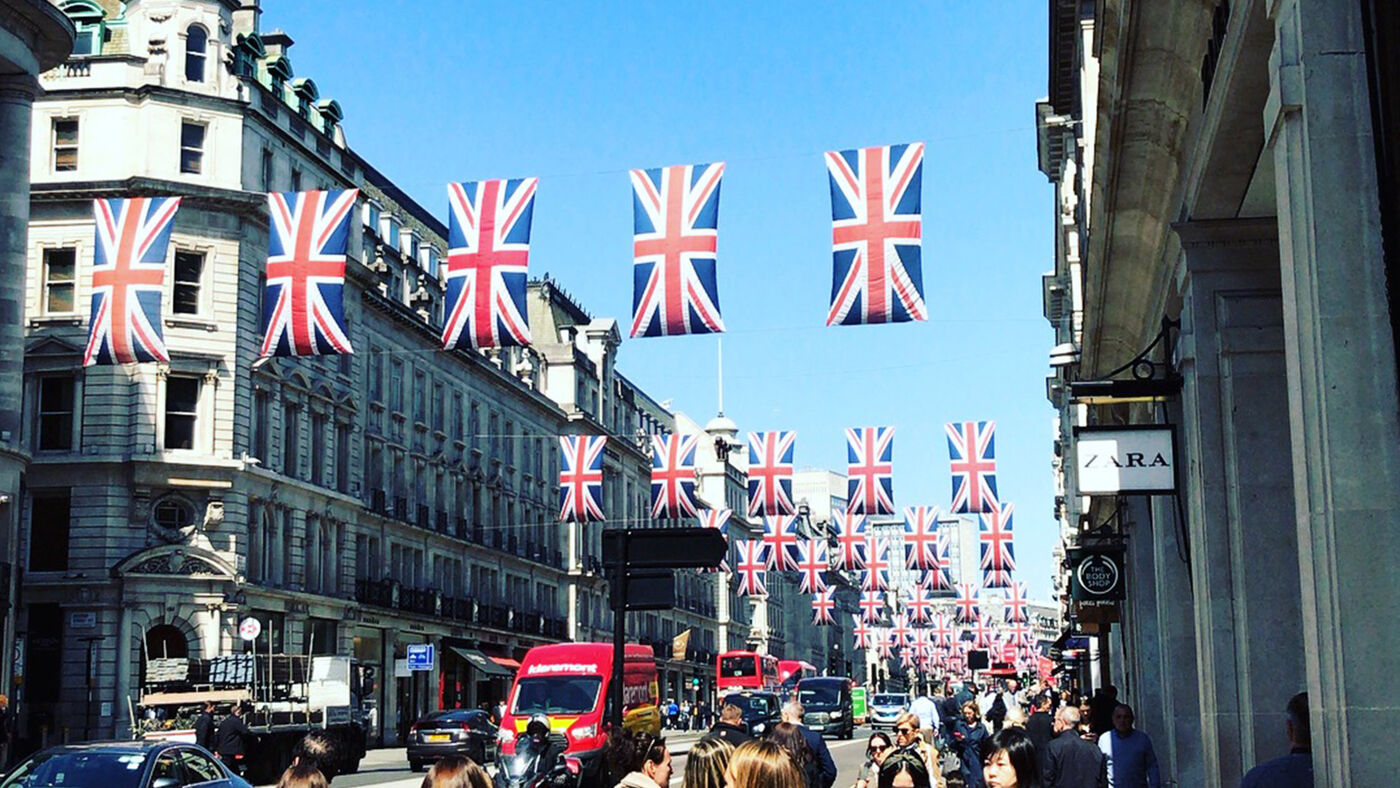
[630,162,725,337]
[859,590,885,623]
[979,503,1016,589]
[906,586,934,624]
[969,614,996,649]
[826,143,927,326]
[899,647,916,669]
[946,421,999,514]
[847,427,895,516]
[1008,621,1035,650]
[903,505,941,570]
[442,178,537,350]
[832,511,869,570]
[558,436,606,522]
[736,540,768,596]
[931,611,954,648]
[650,434,699,518]
[875,630,895,660]
[861,538,892,590]
[927,525,955,591]
[260,189,357,358]
[85,196,181,366]
[912,628,935,660]
[890,613,913,649]
[747,431,796,517]
[697,509,732,573]
[954,583,980,624]
[852,616,874,650]
[795,539,829,594]
[812,589,836,625]
[761,515,801,571]
[1003,581,1029,623]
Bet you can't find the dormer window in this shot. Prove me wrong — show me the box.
[363,201,381,235]
[382,215,400,252]
[62,1,105,56]
[185,24,208,83]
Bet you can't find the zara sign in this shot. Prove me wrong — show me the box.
[1074,426,1177,495]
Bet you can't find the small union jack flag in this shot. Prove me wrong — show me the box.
[260,189,357,358]
[980,503,1016,589]
[558,436,606,522]
[859,590,885,623]
[736,541,768,596]
[1003,581,1029,624]
[847,427,895,516]
[906,586,934,624]
[861,538,892,591]
[931,611,954,648]
[795,539,829,594]
[899,647,916,669]
[954,583,980,624]
[747,431,796,517]
[903,505,941,570]
[812,589,836,625]
[969,614,996,649]
[650,434,699,519]
[927,525,955,591]
[852,616,874,650]
[890,613,913,649]
[1008,621,1035,650]
[875,630,895,660]
[697,509,732,573]
[832,511,869,570]
[947,421,999,514]
[85,197,181,366]
[912,628,935,660]
[442,178,537,350]
[762,515,801,571]
[826,143,927,325]
[630,162,725,337]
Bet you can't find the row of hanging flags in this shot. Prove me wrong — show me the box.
[80,142,926,365]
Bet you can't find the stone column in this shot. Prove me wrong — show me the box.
[1147,486,1205,786]
[1267,1,1400,784]
[113,603,134,738]
[1175,218,1305,786]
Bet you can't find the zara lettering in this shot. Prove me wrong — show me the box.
[1082,451,1170,469]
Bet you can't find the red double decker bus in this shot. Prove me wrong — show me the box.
[716,651,780,694]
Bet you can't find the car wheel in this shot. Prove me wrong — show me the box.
[410,760,424,772]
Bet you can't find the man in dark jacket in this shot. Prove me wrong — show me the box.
[215,702,257,776]
[782,701,837,788]
[702,703,753,747]
[193,700,216,753]
[1043,706,1106,788]
[1026,694,1056,770]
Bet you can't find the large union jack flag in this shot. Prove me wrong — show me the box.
[558,436,606,522]
[736,541,768,596]
[826,143,927,326]
[85,197,181,366]
[858,590,885,623]
[947,420,999,514]
[650,434,699,518]
[954,583,980,624]
[630,162,725,337]
[795,539,829,594]
[747,431,796,516]
[832,511,869,570]
[852,616,874,650]
[697,509,732,573]
[903,505,941,570]
[979,503,1016,589]
[442,178,537,350]
[762,515,801,571]
[260,189,357,358]
[1003,580,1029,624]
[847,426,895,516]
[812,589,836,626]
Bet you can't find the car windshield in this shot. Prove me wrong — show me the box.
[511,676,602,716]
[724,694,773,715]
[873,695,906,706]
[798,685,841,706]
[0,750,147,788]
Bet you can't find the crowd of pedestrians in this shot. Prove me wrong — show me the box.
[663,698,715,731]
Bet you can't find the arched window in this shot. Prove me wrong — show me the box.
[145,624,189,660]
[62,1,105,56]
[185,24,208,82]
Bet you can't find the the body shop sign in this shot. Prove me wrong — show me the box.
[1075,426,1177,495]
[1069,547,1125,601]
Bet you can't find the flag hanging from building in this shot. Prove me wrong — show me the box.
[697,509,732,573]
[847,426,895,516]
[946,420,999,514]
[853,616,874,650]
[630,162,726,337]
[558,435,606,522]
[825,143,927,326]
[862,537,892,590]
[736,540,769,596]
[260,189,357,358]
[761,515,801,571]
[795,538,829,594]
[85,196,182,366]
[650,434,699,518]
[979,503,1016,589]
[1003,580,1029,624]
[442,178,537,350]
[859,590,885,622]
[954,582,980,624]
[747,431,796,516]
[903,505,941,570]
[833,511,869,570]
[812,588,836,625]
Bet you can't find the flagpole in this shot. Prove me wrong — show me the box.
[716,337,724,415]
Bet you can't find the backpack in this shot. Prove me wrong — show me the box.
[986,693,1007,722]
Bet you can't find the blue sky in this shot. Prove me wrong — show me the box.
[264,1,1056,598]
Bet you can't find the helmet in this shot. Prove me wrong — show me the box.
[527,713,550,739]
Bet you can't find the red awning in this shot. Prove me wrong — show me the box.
[491,656,522,670]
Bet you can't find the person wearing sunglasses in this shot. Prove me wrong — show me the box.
[853,732,893,788]
[883,714,946,788]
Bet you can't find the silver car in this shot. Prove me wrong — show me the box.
[868,693,909,730]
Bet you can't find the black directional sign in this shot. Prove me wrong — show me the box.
[601,527,729,569]
[610,569,675,611]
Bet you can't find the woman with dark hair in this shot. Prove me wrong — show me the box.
[877,759,931,788]
[419,755,492,788]
[765,721,819,788]
[982,727,1040,788]
[854,731,893,788]
[603,729,672,788]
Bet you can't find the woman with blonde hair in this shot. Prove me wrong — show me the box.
[683,736,733,788]
[419,755,492,788]
[725,739,804,788]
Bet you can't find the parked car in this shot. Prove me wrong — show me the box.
[408,708,500,772]
[0,740,253,788]
[868,692,909,730]
[722,690,783,736]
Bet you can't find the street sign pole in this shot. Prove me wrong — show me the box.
[609,528,629,732]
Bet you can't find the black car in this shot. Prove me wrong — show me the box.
[0,740,253,788]
[407,708,499,772]
[722,691,783,736]
[797,677,855,739]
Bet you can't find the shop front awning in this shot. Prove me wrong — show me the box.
[491,656,522,671]
[450,647,514,677]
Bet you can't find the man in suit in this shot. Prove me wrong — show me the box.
[702,703,753,748]
[1044,706,1107,788]
[782,701,837,788]
[193,700,217,753]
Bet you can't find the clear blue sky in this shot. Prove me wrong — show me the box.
[263,1,1056,599]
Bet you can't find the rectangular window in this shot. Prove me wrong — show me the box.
[390,360,404,412]
[261,148,274,191]
[36,376,74,452]
[382,216,400,251]
[179,121,205,174]
[251,610,285,654]
[164,376,200,450]
[28,492,71,571]
[310,411,326,486]
[283,403,299,476]
[42,247,76,314]
[291,167,302,192]
[413,370,425,423]
[52,119,78,172]
[364,202,380,234]
[251,389,271,461]
[432,382,444,431]
[172,249,203,314]
[368,348,383,403]
[335,421,351,494]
